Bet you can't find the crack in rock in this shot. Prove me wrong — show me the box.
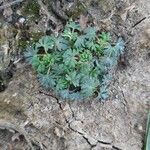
[132,17,146,28]
[39,90,122,150]
[57,101,122,150]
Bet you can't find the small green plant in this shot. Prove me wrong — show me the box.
[144,111,150,150]
[25,21,125,100]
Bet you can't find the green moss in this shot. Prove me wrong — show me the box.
[65,2,87,19]
[30,32,44,43]
[18,40,28,50]
[22,0,40,21]
[18,31,44,50]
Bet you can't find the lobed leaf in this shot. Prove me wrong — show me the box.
[84,27,97,41]
[24,46,37,64]
[36,36,54,52]
[65,21,81,31]
[74,35,86,48]
[54,36,69,51]
[38,74,55,89]
[63,49,78,68]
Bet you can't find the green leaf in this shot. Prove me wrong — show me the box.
[52,64,69,76]
[86,41,99,51]
[42,54,55,66]
[68,92,83,100]
[38,74,55,89]
[146,129,150,150]
[59,90,83,100]
[56,78,69,90]
[81,77,99,98]
[146,112,150,139]
[102,57,116,68]
[103,44,116,57]
[84,27,97,41]
[54,37,68,51]
[98,85,109,100]
[114,38,125,56]
[80,50,93,62]
[90,67,100,78]
[99,32,110,42]
[74,35,86,48]
[97,32,110,54]
[59,89,70,99]
[145,111,150,150]
[32,55,40,69]
[37,63,46,73]
[36,36,54,52]
[24,46,38,64]
[63,49,78,68]
[80,63,92,75]
[62,28,78,41]
[66,21,81,31]
[66,71,80,87]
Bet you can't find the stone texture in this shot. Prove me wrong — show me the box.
[0,0,149,149]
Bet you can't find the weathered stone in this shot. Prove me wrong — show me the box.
[0,0,149,149]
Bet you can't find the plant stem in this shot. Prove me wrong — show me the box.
[47,66,51,75]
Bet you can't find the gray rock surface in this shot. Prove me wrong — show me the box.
[0,0,149,149]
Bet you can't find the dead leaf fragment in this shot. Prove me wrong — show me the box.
[79,15,88,29]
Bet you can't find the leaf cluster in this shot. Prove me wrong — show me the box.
[25,21,125,100]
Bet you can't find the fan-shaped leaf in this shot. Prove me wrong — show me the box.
[74,35,86,48]
[24,46,37,64]
[54,37,68,51]
[84,27,97,41]
[36,36,54,52]
[38,74,55,89]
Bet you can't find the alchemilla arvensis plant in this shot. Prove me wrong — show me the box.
[25,21,125,100]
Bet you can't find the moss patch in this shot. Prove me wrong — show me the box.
[18,31,44,50]
[22,0,40,21]
[65,2,87,19]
